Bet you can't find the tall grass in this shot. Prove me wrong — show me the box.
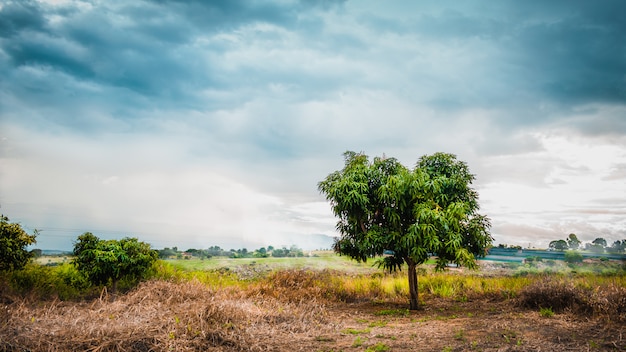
[2,263,91,300]
[4,258,625,311]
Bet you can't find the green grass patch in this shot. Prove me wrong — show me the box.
[539,307,554,318]
[374,308,409,317]
[343,327,371,335]
[366,342,390,352]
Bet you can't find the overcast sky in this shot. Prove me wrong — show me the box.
[1,0,625,251]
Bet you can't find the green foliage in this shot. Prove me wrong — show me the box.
[567,233,581,250]
[0,215,38,271]
[72,232,158,292]
[318,151,492,309]
[608,240,626,253]
[548,239,568,251]
[366,342,390,352]
[158,247,178,259]
[539,307,554,318]
[271,246,304,258]
[564,250,583,263]
[343,327,371,335]
[591,237,607,248]
[6,263,90,300]
[352,336,365,347]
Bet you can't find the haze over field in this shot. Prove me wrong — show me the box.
[1,0,625,251]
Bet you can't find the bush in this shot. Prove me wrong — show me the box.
[517,278,591,314]
[6,263,90,300]
[0,215,37,272]
[73,233,158,292]
[564,250,583,263]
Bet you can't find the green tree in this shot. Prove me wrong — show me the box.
[548,239,568,251]
[318,152,492,310]
[608,240,626,254]
[567,233,581,250]
[271,247,288,258]
[157,247,178,259]
[254,247,268,258]
[72,233,158,292]
[592,237,607,248]
[0,215,38,272]
[587,238,606,254]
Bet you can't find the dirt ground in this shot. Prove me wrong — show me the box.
[304,299,625,352]
[2,279,624,352]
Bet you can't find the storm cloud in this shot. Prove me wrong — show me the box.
[1,0,625,250]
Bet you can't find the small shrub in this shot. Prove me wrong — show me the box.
[343,328,370,335]
[366,342,390,352]
[454,328,465,340]
[564,250,583,264]
[539,307,554,318]
[7,263,91,300]
[517,278,592,314]
[589,283,626,322]
[352,336,364,347]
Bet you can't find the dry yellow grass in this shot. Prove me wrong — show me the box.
[2,266,626,351]
[1,279,335,351]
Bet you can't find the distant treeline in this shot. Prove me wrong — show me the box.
[488,247,626,262]
[157,245,308,259]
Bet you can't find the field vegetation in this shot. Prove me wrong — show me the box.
[1,253,626,351]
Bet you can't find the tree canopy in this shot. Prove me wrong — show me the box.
[319,151,492,309]
[567,233,581,250]
[549,239,568,251]
[72,233,158,292]
[0,215,37,272]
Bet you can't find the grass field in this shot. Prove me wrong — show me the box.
[2,253,625,351]
[166,251,380,273]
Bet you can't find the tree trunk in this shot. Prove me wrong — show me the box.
[407,259,419,310]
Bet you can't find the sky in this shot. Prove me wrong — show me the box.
[1,0,625,251]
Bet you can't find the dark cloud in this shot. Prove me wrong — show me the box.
[1,0,625,149]
[510,17,626,105]
[0,0,46,37]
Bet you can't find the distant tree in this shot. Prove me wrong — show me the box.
[549,240,568,251]
[267,245,275,252]
[608,240,626,254]
[592,238,607,248]
[585,239,606,254]
[207,246,227,257]
[567,233,581,250]
[271,248,288,258]
[319,151,492,310]
[254,247,268,258]
[0,215,38,271]
[72,233,158,292]
[587,243,604,254]
[158,247,177,259]
[288,245,304,257]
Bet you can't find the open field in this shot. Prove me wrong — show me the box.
[1,256,625,351]
[165,251,383,275]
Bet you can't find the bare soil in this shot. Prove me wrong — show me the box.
[1,279,624,352]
